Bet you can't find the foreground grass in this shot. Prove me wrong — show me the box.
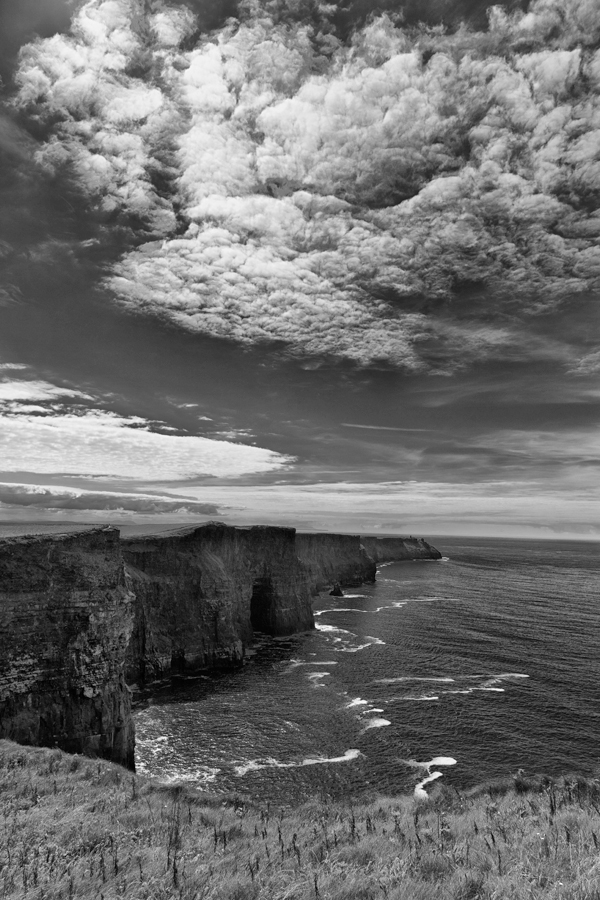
[1,742,600,899]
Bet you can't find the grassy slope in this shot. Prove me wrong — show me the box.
[1,741,600,900]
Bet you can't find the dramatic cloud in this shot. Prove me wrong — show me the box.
[0,375,292,479]
[12,0,600,370]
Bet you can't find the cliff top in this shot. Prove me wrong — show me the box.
[121,521,297,544]
[0,524,117,544]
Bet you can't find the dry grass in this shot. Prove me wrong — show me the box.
[1,740,600,899]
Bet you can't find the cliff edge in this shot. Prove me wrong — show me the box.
[360,535,442,563]
[296,532,377,593]
[0,527,135,768]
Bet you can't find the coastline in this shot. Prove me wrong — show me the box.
[0,522,440,768]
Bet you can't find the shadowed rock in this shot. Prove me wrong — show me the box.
[296,533,376,594]
[122,522,314,686]
[0,526,135,768]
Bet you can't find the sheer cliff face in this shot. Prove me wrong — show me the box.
[0,528,135,768]
[295,533,377,594]
[360,536,442,563]
[122,523,314,686]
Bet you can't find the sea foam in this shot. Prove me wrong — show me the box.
[234,749,362,777]
[360,717,391,733]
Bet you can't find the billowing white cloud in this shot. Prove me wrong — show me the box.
[14,0,600,369]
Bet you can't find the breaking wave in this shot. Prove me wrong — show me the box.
[234,749,362,777]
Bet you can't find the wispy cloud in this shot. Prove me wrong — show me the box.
[0,379,91,402]
[0,481,225,515]
[153,479,600,538]
[568,349,600,375]
[0,374,292,480]
[341,423,432,432]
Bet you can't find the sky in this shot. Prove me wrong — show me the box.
[0,0,599,539]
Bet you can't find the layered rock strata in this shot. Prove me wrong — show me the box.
[0,527,135,768]
[122,523,314,686]
[295,532,377,593]
[360,536,442,563]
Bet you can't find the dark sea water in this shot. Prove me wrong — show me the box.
[134,537,600,805]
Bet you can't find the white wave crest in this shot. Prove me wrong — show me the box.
[414,771,444,800]
[314,608,365,616]
[234,749,362,776]
[316,622,385,652]
[403,756,457,773]
[284,659,338,669]
[402,695,439,701]
[360,717,391,733]
[376,677,455,684]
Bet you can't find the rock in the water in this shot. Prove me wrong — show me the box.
[329,583,344,597]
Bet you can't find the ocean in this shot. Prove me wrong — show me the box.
[134,536,600,805]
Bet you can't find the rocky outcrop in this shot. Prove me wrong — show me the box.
[360,536,442,563]
[122,523,314,686]
[295,533,377,594]
[0,527,135,768]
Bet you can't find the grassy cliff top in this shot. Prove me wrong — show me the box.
[1,740,599,899]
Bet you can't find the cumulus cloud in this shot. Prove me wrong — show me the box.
[13,0,600,369]
[0,481,223,514]
[0,376,291,479]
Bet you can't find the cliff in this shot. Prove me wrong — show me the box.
[0,527,135,768]
[122,522,314,686]
[360,535,442,563]
[1,522,435,761]
[295,532,377,593]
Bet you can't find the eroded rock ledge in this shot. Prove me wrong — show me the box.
[0,527,135,768]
